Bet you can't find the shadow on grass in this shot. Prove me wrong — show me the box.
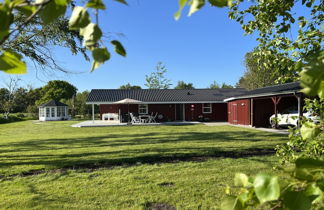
[0,130,286,177]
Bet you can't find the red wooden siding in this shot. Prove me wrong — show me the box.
[147,104,176,121]
[100,103,227,122]
[227,99,250,125]
[100,104,176,122]
[184,103,227,121]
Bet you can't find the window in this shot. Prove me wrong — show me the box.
[57,107,61,117]
[57,107,64,117]
[39,108,45,117]
[138,104,148,114]
[46,108,50,117]
[62,107,66,116]
[202,103,212,113]
[51,107,55,117]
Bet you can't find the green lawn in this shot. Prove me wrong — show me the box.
[0,120,288,209]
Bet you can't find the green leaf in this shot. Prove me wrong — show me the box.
[69,6,90,30]
[174,0,188,20]
[188,0,205,16]
[283,190,311,210]
[112,0,128,5]
[0,5,13,41]
[300,122,320,140]
[90,47,110,71]
[37,0,68,24]
[80,23,102,47]
[15,5,37,16]
[300,57,324,99]
[0,51,26,74]
[295,158,324,169]
[294,158,324,181]
[208,0,228,7]
[234,173,250,187]
[111,40,126,57]
[305,183,323,203]
[86,0,106,10]
[221,195,244,210]
[253,174,280,203]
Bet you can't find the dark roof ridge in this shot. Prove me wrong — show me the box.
[39,100,68,107]
[86,88,248,103]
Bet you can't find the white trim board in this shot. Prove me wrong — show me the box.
[223,91,301,102]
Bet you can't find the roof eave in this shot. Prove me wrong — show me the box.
[86,101,226,105]
[223,90,301,102]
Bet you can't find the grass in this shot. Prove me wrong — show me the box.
[0,120,288,209]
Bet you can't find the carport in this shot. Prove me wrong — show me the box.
[225,82,303,128]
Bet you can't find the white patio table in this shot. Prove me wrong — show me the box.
[139,115,150,123]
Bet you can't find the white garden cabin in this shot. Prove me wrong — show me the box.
[39,100,69,121]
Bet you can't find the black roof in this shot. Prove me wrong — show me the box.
[86,89,247,103]
[225,82,301,101]
[39,100,68,107]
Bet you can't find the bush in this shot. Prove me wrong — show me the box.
[15,113,25,118]
[26,105,38,119]
[0,115,24,124]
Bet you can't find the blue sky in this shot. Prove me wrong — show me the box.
[0,0,259,91]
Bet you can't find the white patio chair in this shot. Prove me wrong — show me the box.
[149,112,158,123]
[130,113,141,124]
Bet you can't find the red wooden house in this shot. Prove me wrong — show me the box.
[86,82,303,127]
[86,88,247,122]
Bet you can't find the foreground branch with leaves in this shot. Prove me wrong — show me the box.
[0,0,127,74]
[220,57,324,209]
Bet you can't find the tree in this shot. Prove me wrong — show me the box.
[236,50,296,90]
[221,83,233,88]
[174,81,194,89]
[0,88,9,113]
[26,87,43,107]
[75,91,93,118]
[12,87,29,112]
[227,0,322,83]
[0,77,21,118]
[2,15,89,73]
[145,62,172,89]
[37,80,77,105]
[209,81,220,89]
[74,91,92,117]
[209,81,233,89]
[119,83,141,89]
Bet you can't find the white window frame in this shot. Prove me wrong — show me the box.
[138,104,148,114]
[202,103,212,113]
[57,107,61,117]
[39,108,45,117]
[62,107,66,117]
[51,107,55,117]
[46,108,50,117]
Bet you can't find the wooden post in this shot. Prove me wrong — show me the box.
[271,96,282,129]
[297,94,303,128]
[119,109,121,123]
[250,98,254,127]
[92,104,94,122]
